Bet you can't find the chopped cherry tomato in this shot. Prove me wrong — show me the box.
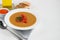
[22,20,27,23]
[21,14,27,23]
[21,14,25,18]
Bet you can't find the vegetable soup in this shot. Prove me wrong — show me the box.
[9,12,36,28]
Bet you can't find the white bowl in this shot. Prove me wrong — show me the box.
[0,8,9,18]
[4,8,38,30]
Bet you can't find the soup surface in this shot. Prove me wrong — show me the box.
[9,12,36,28]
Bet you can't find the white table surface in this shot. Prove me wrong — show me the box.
[0,0,60,40]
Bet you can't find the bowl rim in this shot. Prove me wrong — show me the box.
[4,8,38,30]
[0,8,9,11]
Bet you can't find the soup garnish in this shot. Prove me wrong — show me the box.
[16,14,27,23]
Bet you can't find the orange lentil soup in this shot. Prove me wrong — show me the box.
[9,12,36,28]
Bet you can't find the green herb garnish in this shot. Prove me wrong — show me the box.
[16,16,23,22]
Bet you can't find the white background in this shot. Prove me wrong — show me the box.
[0,0,60,40]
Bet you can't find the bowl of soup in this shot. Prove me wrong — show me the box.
[4,8,38,30]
